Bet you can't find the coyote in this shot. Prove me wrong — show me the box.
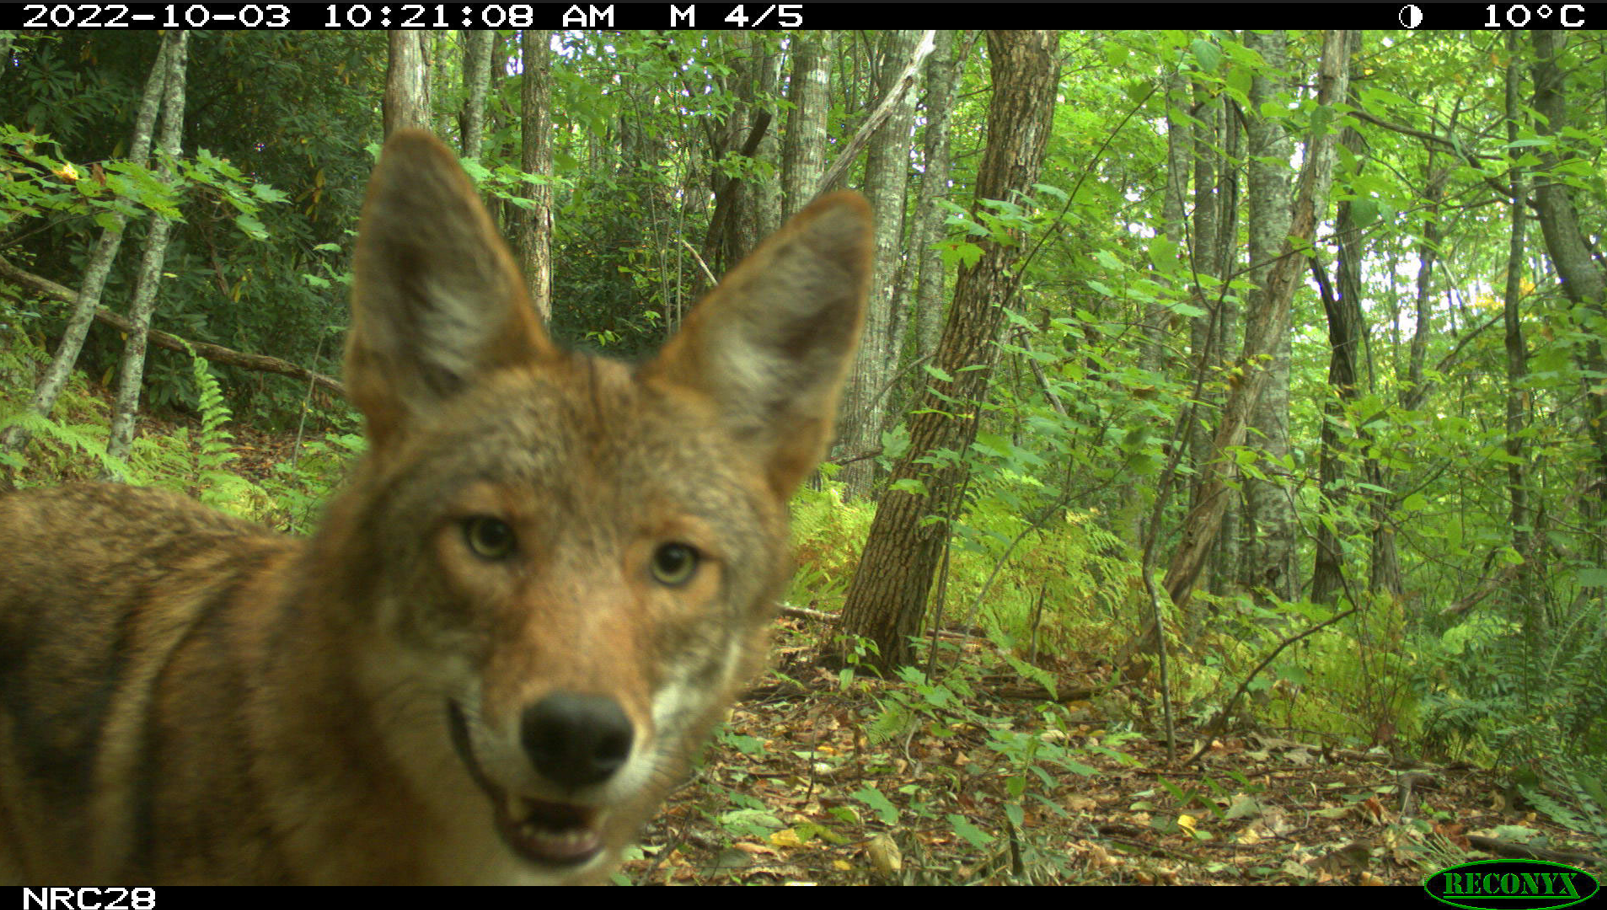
[0,130,870,884]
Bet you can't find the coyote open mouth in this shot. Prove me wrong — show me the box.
[446,699,605,867]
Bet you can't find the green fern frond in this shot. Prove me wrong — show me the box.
[0,408,130,477]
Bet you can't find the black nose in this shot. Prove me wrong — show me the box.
[521,692,634,788]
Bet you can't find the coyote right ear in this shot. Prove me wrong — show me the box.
[645,192,873,498]
[345,129,556,452]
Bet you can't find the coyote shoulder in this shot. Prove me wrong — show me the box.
[0,130,870,884]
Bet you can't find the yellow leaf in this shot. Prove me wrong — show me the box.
[769,828,804,849]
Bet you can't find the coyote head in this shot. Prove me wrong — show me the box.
[319,130,871,882]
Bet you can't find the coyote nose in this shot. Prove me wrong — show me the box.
[521,692,634,788]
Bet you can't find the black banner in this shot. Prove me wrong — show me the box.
[5,3,1597,31]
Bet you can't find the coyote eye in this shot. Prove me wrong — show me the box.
[464,517,516,560]
[650,542,699,586]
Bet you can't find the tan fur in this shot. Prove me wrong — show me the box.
[0,130,871,884]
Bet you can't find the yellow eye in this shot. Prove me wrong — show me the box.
[464,517,516,560]
[651,543,699,586]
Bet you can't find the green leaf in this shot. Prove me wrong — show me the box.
[1577,568,1607,588]
[1032,183,1069,203]
[889,478,928,497]
[852,787,900,826]
[1168,301,1206,318]
[1125,452,1158,475]
[250,184,289,204]
[1147,235,1180,275]
[1349,197,1379,228]
[233,213,267,240]
[940,240,984,269]
[946,813,993,848]
[1190,39,1222,73]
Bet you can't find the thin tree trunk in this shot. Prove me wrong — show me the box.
[1310,117,1366,607]
[1184,75,1220,496]
[731,35,783,255]
[840,29,922,498]
[1310,34,1370,606]
[105,31,189,471]
[837,30,1059,671]
[1178,69,1227,630]
[519,29,554,322]
[1212,92,1244,594]
[1377,109,1448,598]
[0,34,170,462]
[909,30,965,403]
[1502,32,1533,616]
[812,30,934,199]
[1163,30,1351,615]
[1122,67,1192,547]
[459,30,494,162]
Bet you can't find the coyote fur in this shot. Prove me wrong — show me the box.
[0,130,871,884]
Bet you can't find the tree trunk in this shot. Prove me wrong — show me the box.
[1211,92,1244,594]
[731,36,783,257]
[1502,31,1533,615]
[518,29,554,322]
[700,35,777,282]
[1309,117,1367,607]
[909,30,965,404]
[1379,103,1448,598]
[837,30,1060,671]
[840,29,923,498]
[1163,30,1351,615]
[459,30,494,162]
[105,31,189,470]
[1178,69,1227,630]
[0,32,169,463]
[383,31,432,136]
[781,32,833,220]
[812,31,934,200]
[1529,29,1607,573]
[1122,67,1192,546]
[1240,29,1297,602]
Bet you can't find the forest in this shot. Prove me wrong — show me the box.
[0,27,1603,886]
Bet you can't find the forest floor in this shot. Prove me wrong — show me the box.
[612,612,1604,886]
[91,414,1607,886]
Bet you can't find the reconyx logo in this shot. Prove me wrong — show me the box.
[1425,859,1600,910]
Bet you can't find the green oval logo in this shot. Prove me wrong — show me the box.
[1425,859,1600,910]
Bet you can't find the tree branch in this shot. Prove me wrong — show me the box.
[0,257,345,397]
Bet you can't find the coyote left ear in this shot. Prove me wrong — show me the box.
[646,192,873,498]
[346,130,556,452]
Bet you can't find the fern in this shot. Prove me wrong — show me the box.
[176,340,262,512]
[865,700,914,746]
[0,408,129,478]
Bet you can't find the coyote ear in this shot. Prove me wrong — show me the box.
[346,129,555,451]
[646,192,873,498]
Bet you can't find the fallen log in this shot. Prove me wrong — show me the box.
[0,257,345,397]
